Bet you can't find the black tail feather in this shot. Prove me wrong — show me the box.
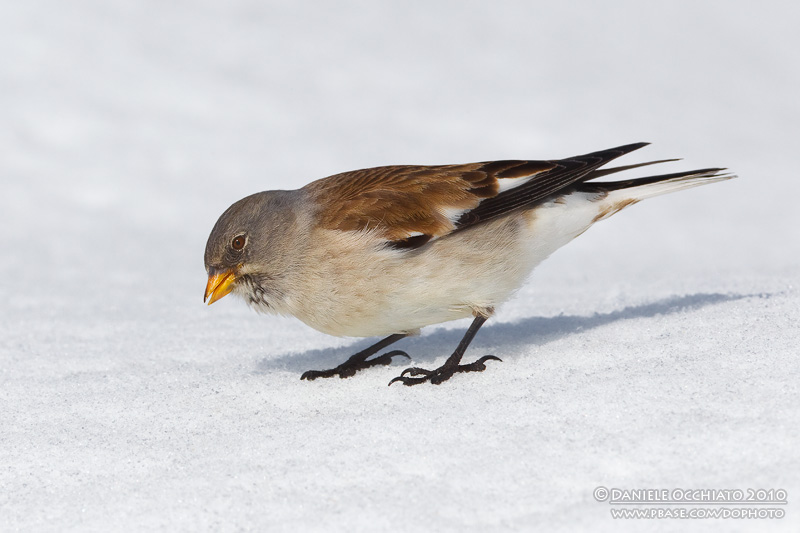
[577,168,729,193]
[586,158,680,180]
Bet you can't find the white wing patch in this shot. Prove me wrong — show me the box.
[439,206,469,225]
[436,173,540,227]
[496,174,537,194]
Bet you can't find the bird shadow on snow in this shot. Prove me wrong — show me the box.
[257,292,756,375]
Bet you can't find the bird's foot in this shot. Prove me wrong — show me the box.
[388,355,502,386]
[301,350,410,380]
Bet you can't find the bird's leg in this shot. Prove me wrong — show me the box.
[389,315,501,386]
[301,333,409,380]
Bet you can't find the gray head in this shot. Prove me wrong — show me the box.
[203,190,306,308]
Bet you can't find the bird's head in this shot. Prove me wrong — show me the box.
[203,190,303,307]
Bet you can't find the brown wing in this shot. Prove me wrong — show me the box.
[304,161,555,247]
[304,143,650,248]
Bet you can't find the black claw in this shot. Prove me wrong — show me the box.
[388,375,427,386]
[366,350,410,367]
[300,369,330,381]
[302,349,412,381]
[399,366,431,378]
[461,355,502,372]
[385,350,411,361]
[388,354,502,386]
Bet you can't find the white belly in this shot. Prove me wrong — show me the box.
[280,193,605,337]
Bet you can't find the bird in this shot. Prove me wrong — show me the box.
[203,143,732,386]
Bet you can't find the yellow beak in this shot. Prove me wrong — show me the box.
[204,269,237,305]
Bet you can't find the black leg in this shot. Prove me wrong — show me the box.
[301,333,409,380]
[389,315,501,386]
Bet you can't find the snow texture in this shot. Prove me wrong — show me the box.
[1,1,798,531]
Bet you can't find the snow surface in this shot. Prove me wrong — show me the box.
[2,1,799,531]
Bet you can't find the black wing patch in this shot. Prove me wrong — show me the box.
[454,142,649,230]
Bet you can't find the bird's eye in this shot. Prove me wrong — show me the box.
[231,235,246,250]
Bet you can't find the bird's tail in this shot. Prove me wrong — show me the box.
[584,166,733,199]
[575,168,735,221]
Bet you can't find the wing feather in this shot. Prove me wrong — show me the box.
[304,143,651,248]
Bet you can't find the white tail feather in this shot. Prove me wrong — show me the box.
[608,172,735,204]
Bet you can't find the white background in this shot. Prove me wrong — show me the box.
[1,1,798,531]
